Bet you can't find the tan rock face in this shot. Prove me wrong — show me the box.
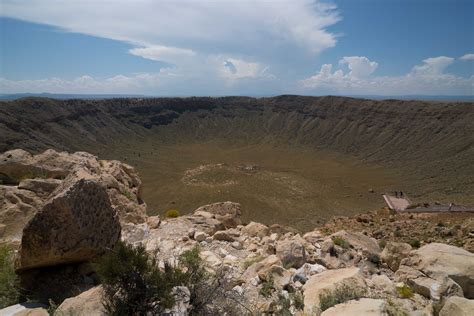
[276,237,306,268]
[381,242,412,271]
[302,267,366,314]
[55,286,106,316]
[439,296,474,316]
[242,221,270,238]
[0,148,148,244]
[400,243,474,298]
[18,179,121,270]
[321,298,387,316]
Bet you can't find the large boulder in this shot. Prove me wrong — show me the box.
[321,298,386,316]
[439,296,474,316]
[302,267,366,315]
[330,230,381,261]
[193,201,242,228]
[276,236,306,268]
[17,179,121,270]
[242,221,270,238]
[399,243,474,298]
[381,242,412,271]
[55,286,106,316]
[0,148,147,243]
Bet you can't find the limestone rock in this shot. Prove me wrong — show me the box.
[321,298,387,316]
[55,286,106,316]
[243,255,282,280]
[193,201,242,228]
[242,222,270,238]
[293,263,327,284]
[330,230,381,261]
[371,274,396,295]
[302,267,366,314]
[276,237,306,268]
[0,303,48,316]
[194,231,208,242]
[381,242,412,271]
[400,243,474,298]
[213,230,235,242]
[439,296,474,316]
[18,179,121,270]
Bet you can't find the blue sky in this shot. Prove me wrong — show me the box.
[1,0,473,96]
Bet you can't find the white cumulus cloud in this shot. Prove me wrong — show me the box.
[339,56,378,78]
[301,55,473,95]
[460,53,474,61]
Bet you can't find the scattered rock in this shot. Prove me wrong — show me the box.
[242,222,270,238]
[194,231,208,242]
[213,230,235,242]
[193,201,242,228]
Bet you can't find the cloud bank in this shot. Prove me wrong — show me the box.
[301,56,474,95]
[0,1,472,95]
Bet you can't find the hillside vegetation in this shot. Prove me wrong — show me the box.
[1,96,473,230]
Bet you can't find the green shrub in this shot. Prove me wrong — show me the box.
[332,236,350,249]
[0,244,20,308]
[165,209,180,218]
[319,285,365,312]
[378,239,387,250]
[409,239,421,249]
[259,274,275,298]
[121,190,133,201]
[396,284,413,299]
[95,241,178,315]
[96,242,243,315]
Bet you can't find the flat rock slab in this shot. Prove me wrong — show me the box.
[321,298,387,316]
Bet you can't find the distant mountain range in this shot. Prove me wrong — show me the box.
[0,92,473,102]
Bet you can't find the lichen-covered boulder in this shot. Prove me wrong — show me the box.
[17,179,121,270]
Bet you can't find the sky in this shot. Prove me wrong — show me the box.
[0,0,473,96]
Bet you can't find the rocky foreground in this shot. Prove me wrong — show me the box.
[0,149,473,315]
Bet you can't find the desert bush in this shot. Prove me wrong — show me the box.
[97,242,244,315]
[378,239,387,249]
[409,239,421,248]
[332,236,350,249]
[95,241,178,315]
[259,274,275,298]
[319,284,365,312]
[396,284,413,298]
[0,244,20,308]
[165,209,180,218]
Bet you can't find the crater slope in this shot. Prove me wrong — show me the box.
[1,96,473,230]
